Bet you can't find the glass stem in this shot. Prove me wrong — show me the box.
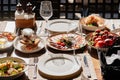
[44,19,49,55]
[45,19,50,37]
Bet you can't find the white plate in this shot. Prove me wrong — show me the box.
[80,17,105,31]
[46,19,78,33]
[0,32,15,51]
[13,37,44,53]
[38,54,82,80]
[47,33,86,51]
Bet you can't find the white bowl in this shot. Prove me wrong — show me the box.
[0,57,27,80]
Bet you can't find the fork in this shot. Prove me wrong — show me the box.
[33,57,38,79]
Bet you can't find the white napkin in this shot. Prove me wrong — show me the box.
[106,54,120,64]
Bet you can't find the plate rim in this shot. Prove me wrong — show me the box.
[111,28,120,35]
[13,36,44,53]
[46,19,77,33]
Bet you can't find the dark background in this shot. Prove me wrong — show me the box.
[0,0,120,20]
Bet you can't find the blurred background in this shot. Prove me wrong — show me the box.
[0,0,120,20]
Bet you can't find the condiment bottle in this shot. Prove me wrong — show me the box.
[26,2,33,14]
[15,2,24,15]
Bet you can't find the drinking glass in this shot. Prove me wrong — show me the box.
[40,1,53,36]
[40,1,53,52]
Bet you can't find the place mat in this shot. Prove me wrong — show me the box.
[28,53,97,80]
[0,21,7,32]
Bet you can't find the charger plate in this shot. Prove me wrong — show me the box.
[38,54,82,80]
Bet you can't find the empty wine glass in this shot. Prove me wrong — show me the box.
[40,1,53,53]
[40,1,53,36]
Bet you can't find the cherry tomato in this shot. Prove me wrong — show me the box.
[60,42,65,46]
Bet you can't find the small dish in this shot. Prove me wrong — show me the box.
[46,19,77,33]
[38,54,82,80]
[80,14,106,31]
[0,32,16,51]
[13,36,44,53]
[0,57,27,80]
[47,33,86,51]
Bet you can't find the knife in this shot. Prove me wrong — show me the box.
[83,55,91,78]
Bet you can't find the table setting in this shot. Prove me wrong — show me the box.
[1,1,120,80]
[0,18,99,80]
[1,16,120,80]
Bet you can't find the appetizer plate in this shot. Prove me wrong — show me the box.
[0,32,16,51]
[47,33,86,51]
[13,37,44,53]
[46,19,78,33]
[80,15,105,31]
[38,54,82,80]
[0,57,27,80]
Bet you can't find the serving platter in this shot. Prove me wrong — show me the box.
[46,19,78,33]
[38,54,82,80]
[13,36,44,53]
[47,33,86,51]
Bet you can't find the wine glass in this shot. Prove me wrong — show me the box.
[40,1,53,35]
[39,1,53,52]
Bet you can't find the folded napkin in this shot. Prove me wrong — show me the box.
[106,54,120,64]
[28,53,97,80]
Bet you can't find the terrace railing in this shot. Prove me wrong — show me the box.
[0,0,120,20]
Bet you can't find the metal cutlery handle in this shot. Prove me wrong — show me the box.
[33,63,37,79]
[33,57,38,79]
[84,65,91,78]
[84,55,91,78]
